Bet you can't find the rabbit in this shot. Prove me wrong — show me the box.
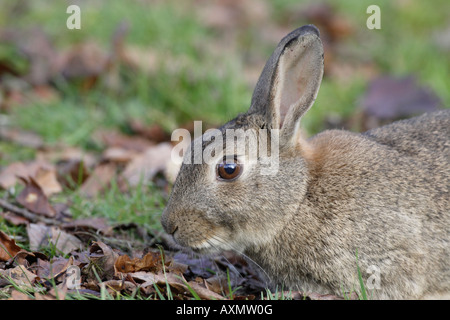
[161,25,450,299]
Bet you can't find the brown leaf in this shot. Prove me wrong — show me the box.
[101,279,137,295]
[0,231,22,261]
[128,270,224,300]
[34,166,62,197]
[35,256,74,280]
[360,75,442,130]
[0,211,29,226]
[56,159,90,188]
[93,129,155,152]
[86,241,119,280]
[102,147,138,164]
[114,251,163,275]
[79,163,117,198]
[62,217,113,236]
[0,162,29,189]
[9,290,33,300]
[0,127,43,149]
[119,45,159,75]
[0,265,37,289]
[121,142,173,187]
[128,120,170,143]
[0,160,62,196]
[58,41,110,80]
[9,250,48,267]
[37,146,97,169]
[205,275,228,296]
[16,176,56,217]
[0,27,59,86]
[27,223,83,254]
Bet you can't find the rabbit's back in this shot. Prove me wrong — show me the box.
[299,110,449,298]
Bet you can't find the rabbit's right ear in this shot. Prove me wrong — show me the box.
[249,25,324,146]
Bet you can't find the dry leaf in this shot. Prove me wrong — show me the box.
[101,279,137,294]
[128,120,169,143]
[360,75,442,130]
[62,217,113,236]
[37,146,97,169]
[9,290,33,300]
[79,163,117,198]
[16,176,56,217]
[0,231,22,261]
[93,129,155,152]
[102,147,138,164]
[0,162,29,189]
[114,251,164,275]
[0,160,62,196]
[121,142,173,187]
[0,127,44,149]
[129,270,224,300]
[0,265,37,289]
[56,159,90,188]
[0,211,29,226]
[34,166,62,196]
[9,250,48,267]
[27,223,83,254]
[86,241,119,280]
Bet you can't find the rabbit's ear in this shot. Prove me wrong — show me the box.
[249,25,324,145]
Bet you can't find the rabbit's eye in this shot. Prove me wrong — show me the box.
[216,160,242,181]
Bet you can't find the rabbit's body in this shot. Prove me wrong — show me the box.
[245,110,450,299]
[161,25,450,299]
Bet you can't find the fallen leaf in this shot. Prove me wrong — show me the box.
[16,176,56,217]
[27,223,83,254]
[79,162,117,198]
[0,27,59,86]
[102,147,138,164]
[37,146,97,169]
[56,159,90,189]
[0,160,62,196]
[0,127,44,149]
[0,162,29,189]
[35,256,73,279]
[58,41,110,80]
[128,269,225,300]
[114,251,164,275]
[101,279,137,295]
[93,129,155,152]
[359,75,442,130]
[34,166,62,197]
[62,217,113,236]
[86,241,119,281]
[121,142,173,187]
[8,250,48,268]
[9,290,33,300]
[0,231,22,261]
[128,120,170,143]
[0,265,37,289]
[0,211,29,226]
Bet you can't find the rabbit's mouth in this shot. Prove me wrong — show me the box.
[173,229,238,255]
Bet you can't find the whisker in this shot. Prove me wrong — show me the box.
[207,238,243,280]
[210,234,273,284]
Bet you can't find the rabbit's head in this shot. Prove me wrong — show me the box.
[161,25,324,254]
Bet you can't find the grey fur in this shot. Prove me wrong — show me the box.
[161,25,449,299]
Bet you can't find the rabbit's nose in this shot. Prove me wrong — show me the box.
[161,208,177,235]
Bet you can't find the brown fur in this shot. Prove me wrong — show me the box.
[161,25,449,299]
